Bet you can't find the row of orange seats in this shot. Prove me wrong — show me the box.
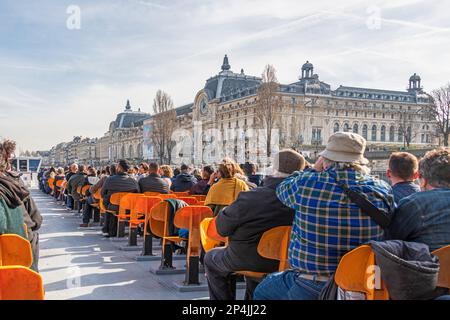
[0,229,45,300]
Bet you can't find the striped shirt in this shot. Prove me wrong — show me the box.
[276,166,394,277]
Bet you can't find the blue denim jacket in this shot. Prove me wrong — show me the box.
[392,181,420,204]
[385,188,450,251]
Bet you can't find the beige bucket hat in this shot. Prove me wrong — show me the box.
[319,132,369,165]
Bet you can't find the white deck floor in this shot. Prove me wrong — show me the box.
[33,190,244,300]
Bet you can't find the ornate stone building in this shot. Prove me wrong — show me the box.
[180,55,436,164]
[104,100,150,163]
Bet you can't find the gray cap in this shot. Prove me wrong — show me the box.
[273,149,306,174]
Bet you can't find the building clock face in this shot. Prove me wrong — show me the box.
[200,98,208,115]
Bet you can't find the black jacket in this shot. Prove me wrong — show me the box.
[171,172,197,192]
[215,176,295,272]
[139,173,169,194]
[101,173,140,209]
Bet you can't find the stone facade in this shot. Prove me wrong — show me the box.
[183,56,437,165]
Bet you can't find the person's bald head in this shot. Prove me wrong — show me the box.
[70,163,78,173]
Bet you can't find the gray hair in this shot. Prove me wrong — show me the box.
[323,157,371,175]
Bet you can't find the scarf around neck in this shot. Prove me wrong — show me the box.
[0,171,30,209]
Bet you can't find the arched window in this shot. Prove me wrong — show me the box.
[121,145,125,158]
[398,127,404,142]
[343,123,350,132]
[371,125,377,141]
[380,125,386,141]
[129,145,135,158]
[362,125,368,140]
[334,123,340,133]
[389,126,395,142]
[353,123,359,134]
[137,143,142,158]
[407,127,412,142]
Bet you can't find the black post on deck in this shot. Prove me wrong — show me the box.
[141,233,154,256]
[93,208,100,223]
[185,256,200,285]
[128,228,138,246]
[159,243,174,269]
[117,220,126,238]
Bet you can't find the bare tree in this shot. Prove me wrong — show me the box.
[255,64,282,159]
[151,90,177,164]
[395,109,420,148]
[429,84,450,147]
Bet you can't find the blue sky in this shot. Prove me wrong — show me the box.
[1,0,450,152]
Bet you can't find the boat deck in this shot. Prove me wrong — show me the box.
[33,190,244,300]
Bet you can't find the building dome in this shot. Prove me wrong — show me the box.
[302,61,314,70]
[409,73,421,81]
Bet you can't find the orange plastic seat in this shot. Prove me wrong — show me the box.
[81,185,90,197]
[174,206,214,284]
[0,234,33,267]
[433,245,450,289]
[191,195,206,202]
[335,245,389,300]
[200,217,227,253]
[106,192,129,214]
[116,193,145,238]
[177,197,198,205]
[233,226,292,280]
[0,266,44,300]
[150,201,187,269]
[90,188,102,208]
[134,197,163,255]
[143,191,161,197]
[144,193,177,200]
[48,178,54,191]
[172,191,189,197]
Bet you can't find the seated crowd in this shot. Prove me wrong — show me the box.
[36,131,450,300]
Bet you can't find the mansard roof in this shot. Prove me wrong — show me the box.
[175,103,193,116]
[333,85,431,103]
[204,55,262,101]
[110,100,151,130]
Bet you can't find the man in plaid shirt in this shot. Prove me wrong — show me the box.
[254,132,394,300]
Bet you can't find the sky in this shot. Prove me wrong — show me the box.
[1,0,450,153]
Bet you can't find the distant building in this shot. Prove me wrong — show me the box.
[103,100,150,163]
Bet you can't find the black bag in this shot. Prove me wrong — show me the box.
[336,181,393,229]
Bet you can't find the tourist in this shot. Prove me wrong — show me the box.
[139,162,170,194]
[79,166,111,228]
[253,132,394,300]
[204,158,249,215]
[159,165,173,189]
[137,162,149,181]
[171,164,197,192]
[243,162,263,187]
[53,167,65,199]
[204,150,305,300]
[79,167,98,227]
[0,139,42,272]
[387,152,420,203]
[192,168,202,181]
[386,148,450,251]
[65,163,78,210]
[66,165,87,212]
[101,160,140,237]
[190,165,214,195]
